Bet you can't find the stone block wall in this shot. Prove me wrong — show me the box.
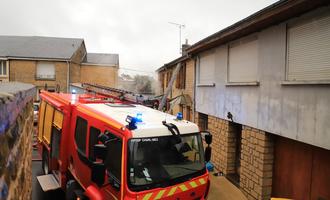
[240,126,274,200]
[0,82,35,200]
[196,112,237,174]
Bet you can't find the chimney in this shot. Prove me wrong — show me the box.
[181,39,191,55]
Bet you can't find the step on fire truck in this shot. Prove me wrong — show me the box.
[36,88,213,200]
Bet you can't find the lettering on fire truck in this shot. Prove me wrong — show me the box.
[36,90,212,200]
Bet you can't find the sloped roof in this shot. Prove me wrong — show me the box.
[0,36,84,60]
[187,0,330,54]
[82,53,119,66]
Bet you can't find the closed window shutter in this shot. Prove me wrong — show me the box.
[37,62,55,79]
[229,37,258,82]
[287,15,330,81]
[199,51,215,84]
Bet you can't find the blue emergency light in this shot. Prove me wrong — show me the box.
[176,112,183,120]
[126,113,143,130]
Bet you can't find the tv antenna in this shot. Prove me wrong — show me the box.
[169,22,185,54]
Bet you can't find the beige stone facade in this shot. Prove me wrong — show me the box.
[81,65,118,87]
[195,112,274,200]
[9,60,69,93]
[240,126,274,200]
[158,58,195,121]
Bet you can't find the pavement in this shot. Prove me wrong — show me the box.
[208,173,247,200]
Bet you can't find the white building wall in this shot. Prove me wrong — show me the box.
[195,7,330,150]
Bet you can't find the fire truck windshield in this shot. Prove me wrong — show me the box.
[127,133,205,191]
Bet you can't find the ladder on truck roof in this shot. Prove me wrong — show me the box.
[81,83,156,106]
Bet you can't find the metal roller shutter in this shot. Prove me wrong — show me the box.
[228,37,258,83]
[287,14,330,81]
[198,51,215,85]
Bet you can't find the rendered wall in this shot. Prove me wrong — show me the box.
[0,82,35,200]
[195,7,330,150]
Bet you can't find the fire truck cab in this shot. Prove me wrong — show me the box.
[37,91,212,200]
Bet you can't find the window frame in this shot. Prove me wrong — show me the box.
[0,60,8,77]
[88,126,101,161]
[36,61,56,80]
[226,35,259,86]
[104,130,123,184]
[74,116,88,156]
[283,9,330,85]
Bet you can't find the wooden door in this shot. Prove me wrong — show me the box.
[272,137,330,200]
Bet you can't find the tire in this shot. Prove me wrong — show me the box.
[65,180,80,200]
[42,150,49,175]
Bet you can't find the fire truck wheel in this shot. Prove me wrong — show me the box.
[42,150,49,175]
[66,180,81,200]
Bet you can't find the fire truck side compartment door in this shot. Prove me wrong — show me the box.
[37,174,61,192]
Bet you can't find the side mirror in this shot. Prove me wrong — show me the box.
[94,144,107,160]
[201,131,212,145]
[205,146,212,162]
[91,162,106,186]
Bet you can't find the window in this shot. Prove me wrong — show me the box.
[89,127,101,160]
[287,14,330,81]
[36,62,55,80]
[198,51,215,85]
[198,113,208,131]
[176,64,186,89]
[228,36,258,83]
[159,72,165,91]
[0,60,7,76]
[166,71,172,87]
[75,117,88,155]
[186,106,191,121]
[104,132,122,184]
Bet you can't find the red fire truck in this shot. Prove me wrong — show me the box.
[36,90,212,200]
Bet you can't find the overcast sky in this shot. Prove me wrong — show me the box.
[0,0,277,75]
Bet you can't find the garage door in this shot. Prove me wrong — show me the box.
[272,137,330,200]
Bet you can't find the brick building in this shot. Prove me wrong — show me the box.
[159,0,330,199]
[0,36,118,99]
[156,44,195,121]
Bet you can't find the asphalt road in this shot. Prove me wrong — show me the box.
[32,147,65,200]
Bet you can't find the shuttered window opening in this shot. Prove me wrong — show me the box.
[287,14,330,81]
[198,51,215,85]
[36,62,55,80]
[228,36,258,83]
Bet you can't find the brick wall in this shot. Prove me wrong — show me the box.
[204,114,237,174]
[240,126,274,200]
[80,65,118,87]
[159,58,195,121]
[9,60,69,92]
[0,82,35,200]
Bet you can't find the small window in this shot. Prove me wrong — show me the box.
[36,62,55,80]
[104,132,122,184]
[166,71,172,87]
[0,61,7,76]
[75,117,88,155]
[186,106,191,121]
[198,113,208,131]
[89,127,101,160]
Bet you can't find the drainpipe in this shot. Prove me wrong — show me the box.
[66,61,70,93]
